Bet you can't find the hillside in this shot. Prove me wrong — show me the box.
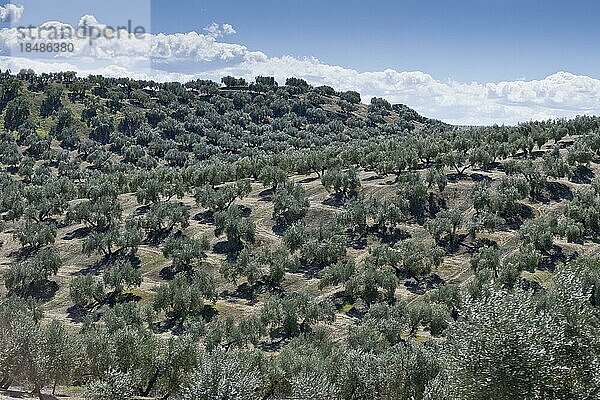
[0,71,600,400]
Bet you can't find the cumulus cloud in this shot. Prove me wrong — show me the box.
[0,3,23,23]
[0,14,598,125]
[203,22,236,38]
[222,24,236,35]
[76,14,107,35]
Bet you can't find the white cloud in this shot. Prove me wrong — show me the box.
[0,3,23,23]
[76,14,107,35]
[203,22,236,38]
[0,14,599,125]
[203,22,220,38]
[222,23,236,36]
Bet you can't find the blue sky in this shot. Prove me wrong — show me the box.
[2,0,600,124]
[153,0,599,82]
[11,0,600,82]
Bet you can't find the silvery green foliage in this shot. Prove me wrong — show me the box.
[439,260,600,400]
[423,373,451,400]
[0,297,42,388]
[336,344,440,400]
[86,368,138,400]
[260,292,335,338]
[0,299,74,394]
[275,324,439,399]
[273,181,310,226]
[290,371,338,400]
[184,351,261,400]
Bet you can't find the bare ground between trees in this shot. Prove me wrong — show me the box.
[1,134,599,398]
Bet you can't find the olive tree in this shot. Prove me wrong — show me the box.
[69,275,106,308]
[214,206,256,248]
[272,181,310,226]
[440,263,600,400]
[153,272,216,326]
[517,215,557,254]
[103,259,143,296]
[504,159,547,200]
[67,196,123,231]
[284,224,346,269]
[13,219,57,249]
[142,201,190,238]
[5,249,62,296]
[427,208,463,245]
[195,179,251,213]
[470,246,501,277]
[82,220,143,258]
[260,292,334,338]
[4,97,30,131]
[395,239,444,279]
[220,247,298,288]
[183,351,262,400]
[162,234,210,272]
[321,167,361,199]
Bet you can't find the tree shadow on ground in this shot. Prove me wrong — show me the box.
[194,210,214,224]
[499,203,535,231]
[62,226,91,240]
[73,259,110,277]
[538,245,567,272]
[220,283,258,305]
[8,246,37,261]
[469,173,493,182]
[212,240,242,262]
[152,319,176,334]
[404,273,445,295]
[143,230,172,245]
[111,292,142,304]
[133,204,150,216]
[271,220,287,236]
[347,299,370,319]
[201,304,219,322]
[258,188,274,198]
[540,181,574,203]
[0,389,38,399]
[570,165,595,184]
[331,292,355,311]
[258,335,288,353]
[238,205,252,217]
[74,254,140,277]
[348,234,368,250]
[519,278,544,293]
[374,228,411,246]
[298,176,319,184]
[446,173,470,183]
[437,233,468,254]
[461,237,498,256]
[23,280,59,303]
[322,195,348,208]
[292,263,325,280]
[221,281,283,305]
[488,161,504,171]
[66,305,91,324]
[159,265,177,280]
